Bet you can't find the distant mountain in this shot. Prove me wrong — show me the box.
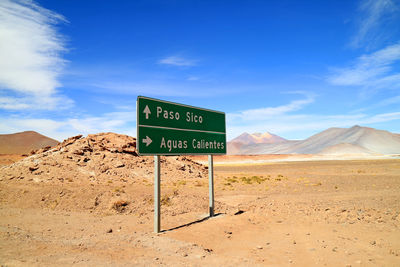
[230,132,287,145]
[227,132,287,154]
[0,131,59,154]
[319,143,374,155]
[226,141,244,155]
[229,126,400,155]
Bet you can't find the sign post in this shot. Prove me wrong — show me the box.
[208,155,214,217]
[154,155,160,233]
[137,96,226,233]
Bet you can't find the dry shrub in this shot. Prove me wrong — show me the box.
[112,200,129,213]
[161,195,172,206]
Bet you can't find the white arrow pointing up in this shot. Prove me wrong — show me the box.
[142,136,152,147]
[143,105,151,119]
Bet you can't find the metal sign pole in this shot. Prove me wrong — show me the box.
[208,155,214,217]
[154,155,161,233]
[137,96,226,232]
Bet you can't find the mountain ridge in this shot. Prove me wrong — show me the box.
[229,131,287,145]
[228,126,400,155]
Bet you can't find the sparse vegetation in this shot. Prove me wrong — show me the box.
[312,182,322,186]
[274,174,284,181]
[161,195,172,206]
[112,200,129,212]
[194,180,205,187]
[113,187,124,193]
[223,175,269,185]
[297,177,311,185]
[172,180,186,187]
[172,189,179,196]
[50,199,58,210]
[144,196,153,205]
[246,175,267,184]
[226,177,239,183]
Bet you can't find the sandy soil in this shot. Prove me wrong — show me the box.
[190,154,400,165]
[0,154,26,167]
[1,139,400,266]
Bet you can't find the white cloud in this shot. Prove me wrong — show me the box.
[228,93,315,121]
[327,43,400,92]
[227,111,400,141]
[65,110,136,135]
[158,56,197,66]
[187,76,200,81]
[376,95,400,107]
[90,81,239,98]
[366,111,400,123]
[0,110,137,141]
[0,118,67,140]
[2,96,399,142]
[91,81,197,97]
[0,94,73,110]
[0,0,68,110]
[351,0,398,49]
[226,93,400,140]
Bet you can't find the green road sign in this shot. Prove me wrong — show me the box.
[137,96,226,155]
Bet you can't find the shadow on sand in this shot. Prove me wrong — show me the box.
[162,213,223,233]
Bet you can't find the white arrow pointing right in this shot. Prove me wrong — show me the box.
[143,105,151,119]
[142,136,152,147]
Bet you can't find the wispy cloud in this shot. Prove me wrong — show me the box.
[0,0,69,110]
[376,95,400,107]
[228,92,315,121]
[2,95,400,141]
[0,94,73,110]
[65,112,135,135]
[158,56,197,67]
[327,43,400,95]
[187,76,200,81]
[226,92,400,140]
[350,0,398,49]
[89,80,242,98]
[227,110,400,141]
[0,109,137,141]
[91,81,198,97]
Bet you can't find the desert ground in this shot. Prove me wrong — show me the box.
[0,134,400,266]
[0,154,25,167]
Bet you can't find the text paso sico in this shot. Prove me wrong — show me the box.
[137,96,226,155]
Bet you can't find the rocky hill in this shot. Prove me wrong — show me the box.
[0,132,207,184]
[0,132,225,217]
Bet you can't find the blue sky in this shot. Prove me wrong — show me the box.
[0,0,399,141]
